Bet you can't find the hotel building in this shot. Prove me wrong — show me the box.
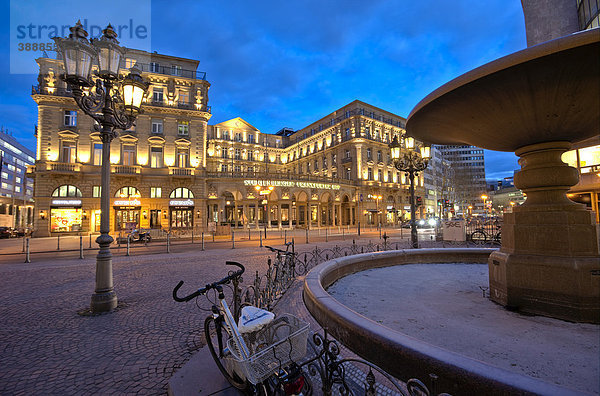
[29,50,426,237]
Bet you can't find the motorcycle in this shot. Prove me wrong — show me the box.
[128,228,152,243]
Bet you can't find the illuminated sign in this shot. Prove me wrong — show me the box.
[169,199,194,206]
[51,199,82,206]
[113,199,141,206]
[244,179,340,190]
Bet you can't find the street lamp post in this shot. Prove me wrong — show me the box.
[389,135,430,249]
[54,21,149,312]
[481,194,489,217]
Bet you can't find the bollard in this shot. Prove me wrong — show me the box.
[24,238,31,263]
[249,228,251,241]
[264,225,267,240]
[342,228,345,240]
[191,230,194,244]
[126,237,130,256]
[232,230,235,249]
[325,227,328,242]
[259,229,263,247]
[22,236,25,253]
[212,231,215,242]
[292,238,295,254]
[396,242,399,250]
[201,232,205,251]
[167,233,171,253]
[379,226,382,239]
[79,236,84,259]
[305,228,309,244]
[89,233,92,248]
[57,233,60,251]
[284,230,287,244]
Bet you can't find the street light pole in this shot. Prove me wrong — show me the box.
[389,135,430,249]
[54,22,149,312]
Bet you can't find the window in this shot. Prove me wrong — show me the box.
[314,160,318,171]
[248,134,255,144]
[61,141,76,163]
[378,170,382,181]
[221,164,228,172]
[221,147,228,159]
[345,128,350,140]
[150,187,162,198]
[64,110,77,126]
[247,166,254,174]
[179,91,189,104]
[170,187,194,199]
[115,186,140,198]
[366,148,372,160]
[52,184,82,197]
[93,186,101,198]
[149,62,160,72]
[234,149,241,160]
[234,165,241,173]
[387,171,392,182]
[346,168,351,180]
[171,65,182,76]
[314,142,318,152]
[323,156,327,168]
[178,121,189,136]
[150,147,163,168]
[222,130,230,140]
[151,119,163,134]
[152,88,164,103]
[122,145,136,166]
[368,168,373,180]
[365,126,371,138]
[247,151,254,161]
[345,149,350,159]
[332,154,337,165]
[307,162,311,172]
[377,151,382,162]
[125,58,136,69]
[177,148,189,167]
[235,133,242,142]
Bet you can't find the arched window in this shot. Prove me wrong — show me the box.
[170,187,194,199]
[114,186,140,198]
[52,185,82,197]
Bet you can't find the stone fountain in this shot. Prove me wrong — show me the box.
[406,26,600,323]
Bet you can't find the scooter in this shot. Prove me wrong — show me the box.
[128,228,152,243]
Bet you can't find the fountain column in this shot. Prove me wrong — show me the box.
[489,141,599,323]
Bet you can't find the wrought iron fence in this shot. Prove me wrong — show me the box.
[226,239,461,395]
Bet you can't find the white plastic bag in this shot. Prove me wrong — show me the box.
[238,306,275,334]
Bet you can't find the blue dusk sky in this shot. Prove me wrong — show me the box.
[0,0,526,180]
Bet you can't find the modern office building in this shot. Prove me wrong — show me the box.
[435,145,486,216]
[30,50,426,237]
[0,128,35,229]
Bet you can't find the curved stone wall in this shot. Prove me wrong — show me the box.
[303,248,579,395]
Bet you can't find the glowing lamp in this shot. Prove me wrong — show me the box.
[121,66,148,115]
[389,135,401,160]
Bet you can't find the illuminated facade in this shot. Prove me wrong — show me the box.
[30,51,424,236]
[0,128,35,229]
[563,137,600,222]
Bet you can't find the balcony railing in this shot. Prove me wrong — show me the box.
[131,62,207,80]
[170,167,194,176]
[48,162,80,172]
[112,165,140,175]
[147,99,211,113]
[205,171,356,185]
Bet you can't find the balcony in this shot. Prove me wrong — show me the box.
[132,62,208,80]
[170,167,195,176]
[48,162,80,172]
[205,171,356,186]
[146,99,211,113]
[341,157,353,164]
[112,165,141,175]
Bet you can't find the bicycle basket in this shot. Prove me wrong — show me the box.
[227,313,309,385]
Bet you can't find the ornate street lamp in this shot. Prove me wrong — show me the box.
[389,135,431,248]
[53,21,150,312]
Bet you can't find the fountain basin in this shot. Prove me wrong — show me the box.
[303,249,582,395]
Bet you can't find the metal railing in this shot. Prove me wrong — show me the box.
[130,62,208,80]
[205,171,356,185]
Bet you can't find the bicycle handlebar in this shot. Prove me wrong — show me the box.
[172,261,245,302]
[264,245,294,255]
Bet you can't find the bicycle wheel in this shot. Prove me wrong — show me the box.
[470,230,487,245]
[494,231,501,244]
[204,316,249,391]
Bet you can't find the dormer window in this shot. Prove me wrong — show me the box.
[150,62,160,73]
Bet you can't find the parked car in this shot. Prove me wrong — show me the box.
[0,227,12,238]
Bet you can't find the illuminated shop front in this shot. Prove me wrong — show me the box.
[169,199,194,228]
[50,199,83,232]
[114,187,141,230]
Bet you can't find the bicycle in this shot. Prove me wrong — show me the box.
[469,221,501,245]
[173,261,312,395]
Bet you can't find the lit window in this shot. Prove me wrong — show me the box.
[170,187,194,199]
[150,147,163,168]
[247,151,254,161]
[177,148,189,167]
[52,184,82,197]
[61,141,76,163]
[93,186,101,198]
[93,143,102,166]
[150,187,162,198]
[221,164,228,172]
[235,149,241,160]
[178,121,189,136]
[122,145,136,166]
[368,168,373,180]
[221,148,228,159]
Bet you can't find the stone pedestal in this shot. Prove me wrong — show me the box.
[489,142,600,323]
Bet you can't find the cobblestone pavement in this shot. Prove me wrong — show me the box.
[0,239,377,395]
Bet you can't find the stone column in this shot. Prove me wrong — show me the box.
[277,204,282,229]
